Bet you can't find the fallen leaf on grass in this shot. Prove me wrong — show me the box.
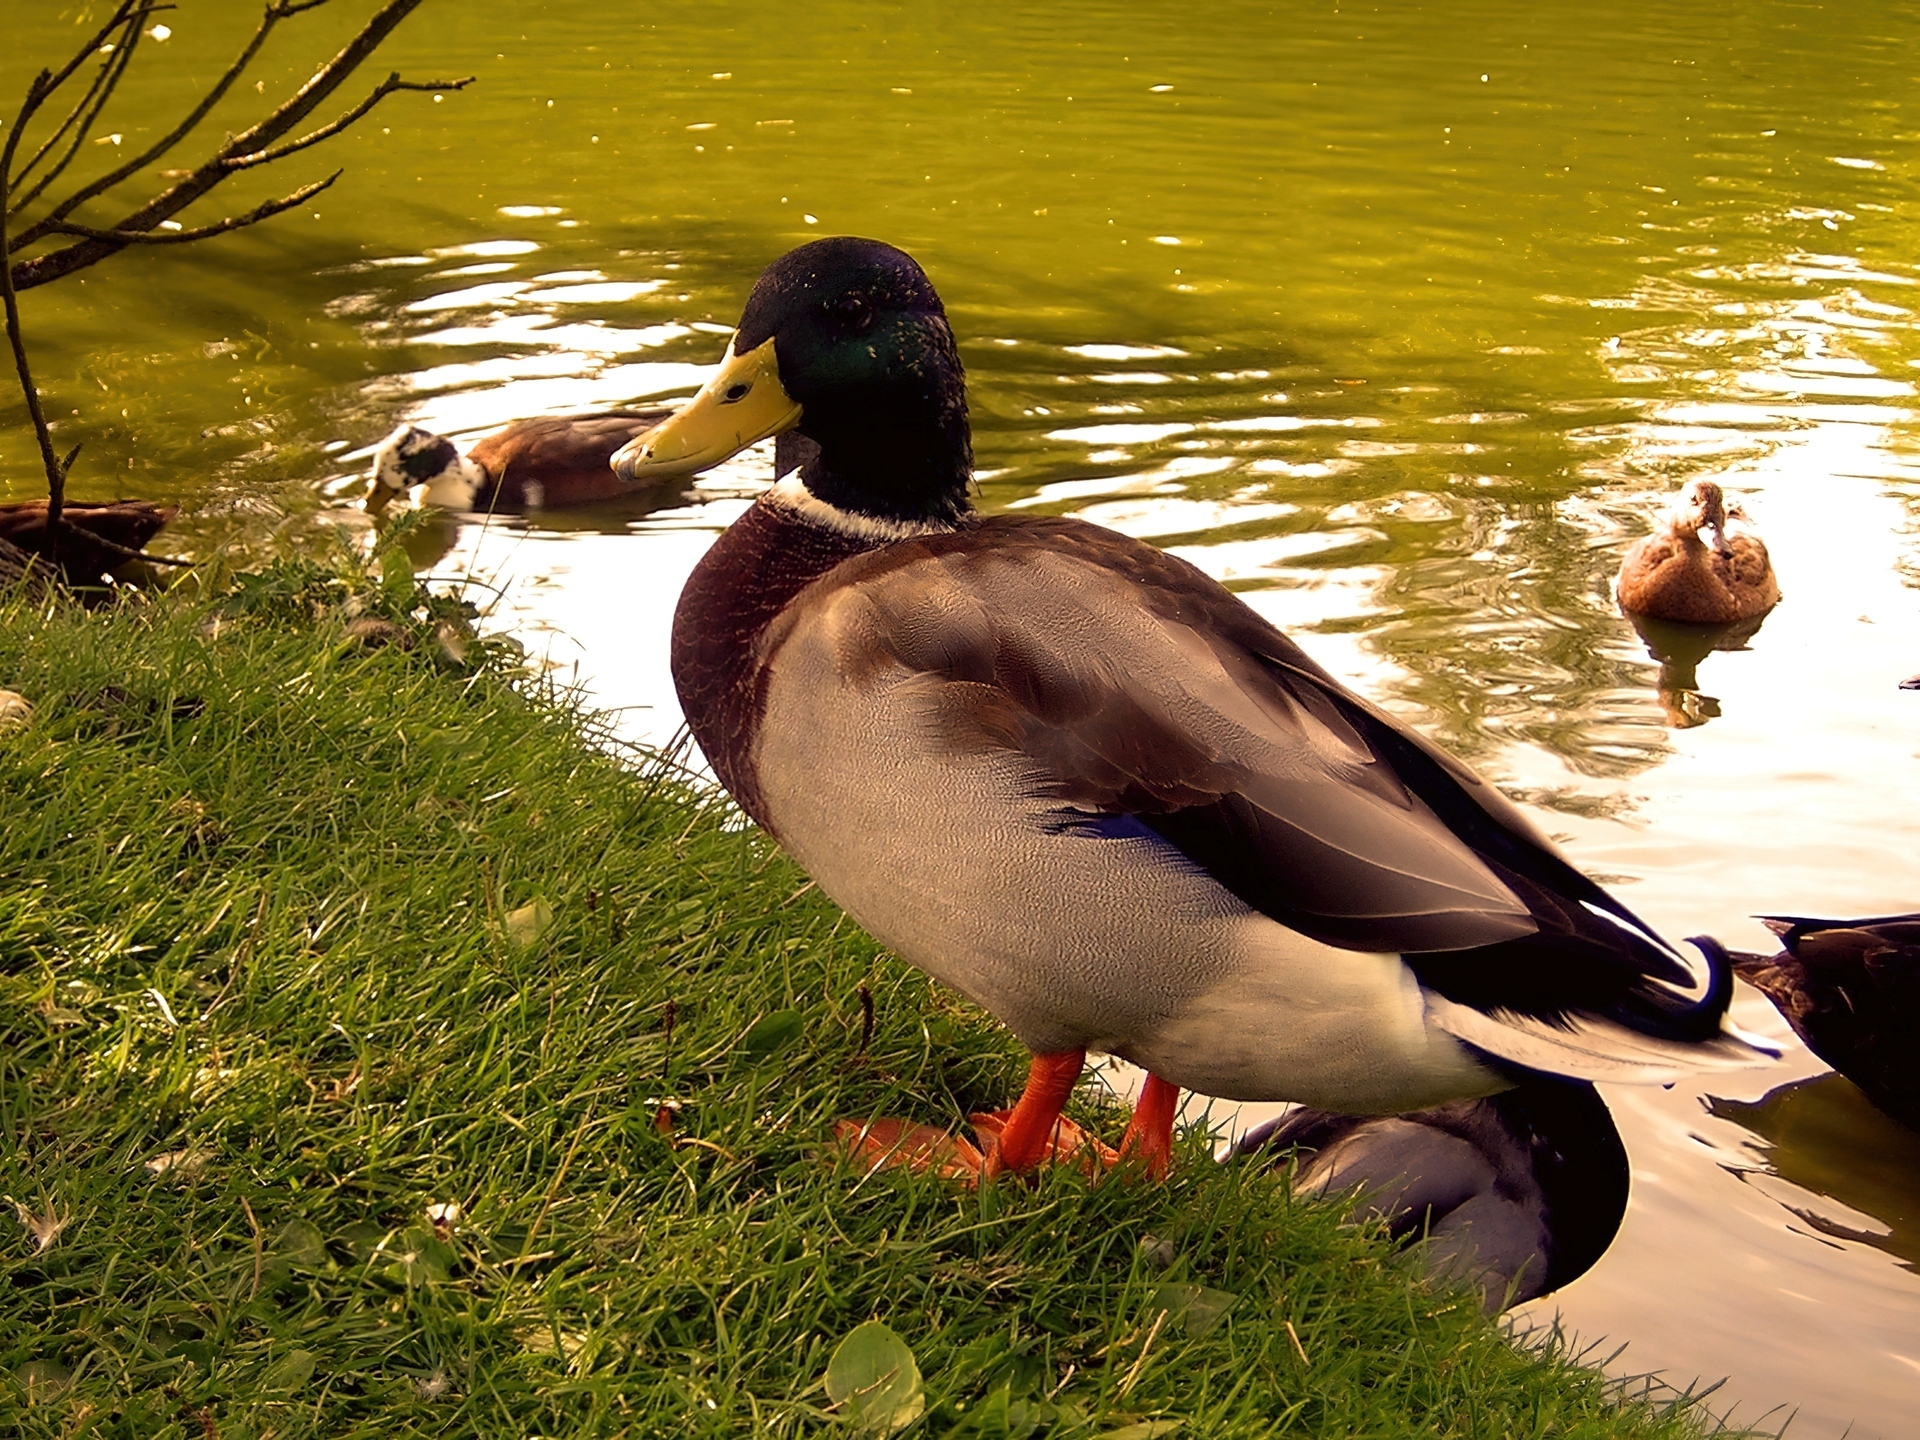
[269,1219,328,1272]
[12,1358,71,1404]
[825,1320,924,1434]
[1147,1282,1238,1337]
[741,1008,803,1054]
[426,1200,463,1236]
[504,897,554,947]
[145,1147,209,1179]
[260,1347,316,1392]
[8,1196,66,1253]
[0,689,33,731]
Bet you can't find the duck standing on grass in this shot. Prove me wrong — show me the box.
[1616,478,1779,624]
[616,237,1774,1180]
[366,409,686,513]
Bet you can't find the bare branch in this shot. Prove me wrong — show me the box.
[1,70,73,522]
[7,18,148,219]
[9,7,145,199]
[44,172,340,244]
[9,2,147,153]
[10,0,438,290]
[16,2,291,241]
[61,521,197,569]
[225,73,472,171]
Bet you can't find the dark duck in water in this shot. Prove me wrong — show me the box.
[366,409,694,513]
[1732,914,1920,1132]
[614,236,1774,1181]
[1237,1075,1629,1312]
[0,499,177,585]
[1616,478,1779,624]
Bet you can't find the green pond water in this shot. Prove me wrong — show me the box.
[8,3,1920,1432]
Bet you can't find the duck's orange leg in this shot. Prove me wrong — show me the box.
[980,1048,1088,1175]
[1116,1072,1181,1180]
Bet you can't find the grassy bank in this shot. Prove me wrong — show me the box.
[0,556,1729,1438]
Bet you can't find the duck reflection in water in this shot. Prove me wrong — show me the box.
[1625,610,1770,730]
[1712,1071,1920,1274]
[1236,1075,1629,1313]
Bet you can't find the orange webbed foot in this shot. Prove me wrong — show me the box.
[969,1107,1118,1178]
[833,1117,988,1181]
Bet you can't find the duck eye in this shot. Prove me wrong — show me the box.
[828,294,875,332]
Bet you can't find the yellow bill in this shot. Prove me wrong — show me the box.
[611,335,802,480]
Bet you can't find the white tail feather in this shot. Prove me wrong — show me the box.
[1424,993,1779,1085]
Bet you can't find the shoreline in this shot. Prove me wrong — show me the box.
[0,557,1741,1436]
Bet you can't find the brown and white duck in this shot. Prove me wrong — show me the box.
[0,499,177,585]
[1732,914,1920,1132]
[1616,478,1779,624]
[614,237,1774,1180]
[366,409,692,513]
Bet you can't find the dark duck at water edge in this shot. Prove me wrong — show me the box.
[1732,914,1920,1132]
[366,409,696,514]
[614,236,1776,1180]
[1616,477,1780,625]
[0,499,177,585]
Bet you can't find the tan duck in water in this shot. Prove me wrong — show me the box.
[1616,479,1779,624]
[366,409,699,513]
[0,499,177,585]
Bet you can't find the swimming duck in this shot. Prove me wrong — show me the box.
[614,237,1773,1180]
[0,499,177,585]
[366,409,688,513]
[1731,914,1920,1132]
[1616,479,1779,624]
[1236,1075,1629,1312]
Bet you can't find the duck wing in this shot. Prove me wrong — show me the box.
[813,515,1729,1045]
[470,410,674,474]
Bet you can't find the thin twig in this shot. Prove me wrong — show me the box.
[6,5,156,213]
[1117,1308,1168,1397]
[60,520,196,569]
[10,0,446,290]
[0,72,70,520]
[46,173,342,245]
[241,1197,264,1300]
[225,73,472,171]
[20,1,291,238]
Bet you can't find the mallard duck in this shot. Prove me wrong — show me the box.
[366,409,689,513]
[1616,478,1779,624]
[1237,1075,1628,1311]
[1731,914,1920,1131]
[0,499,177,585]
[614,237,1773,1180]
